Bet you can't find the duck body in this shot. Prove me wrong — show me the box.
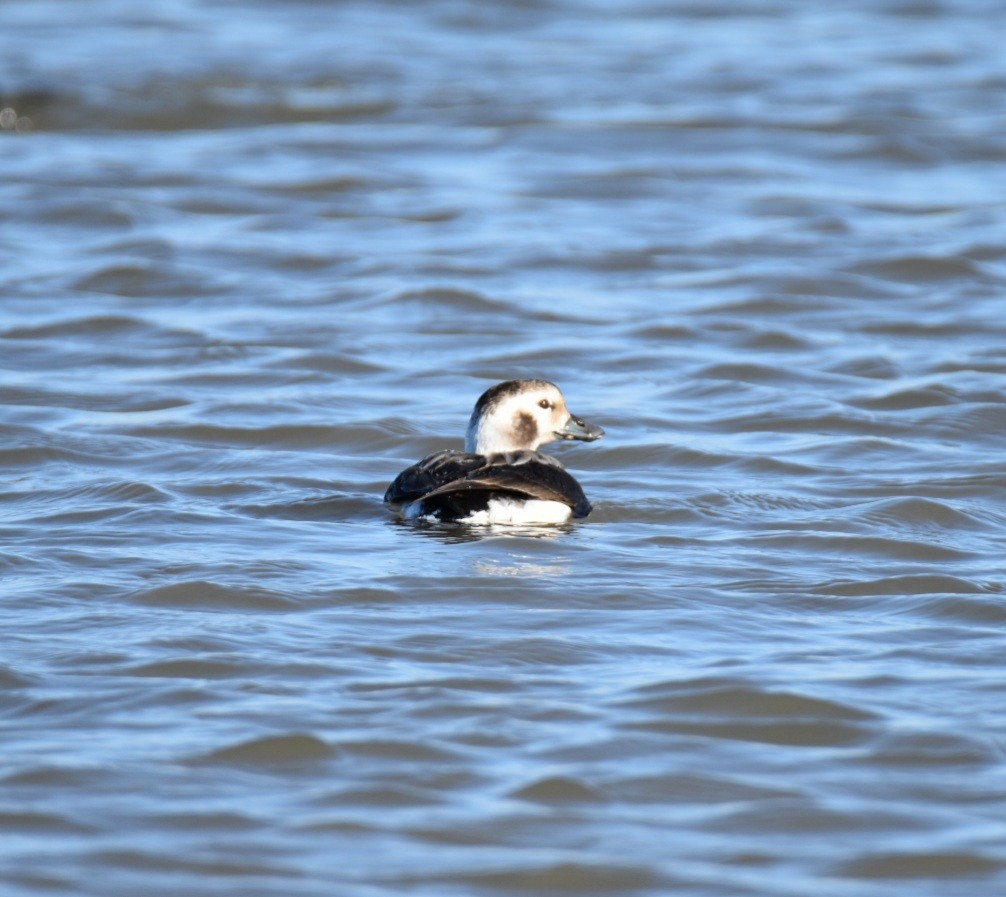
[384,380,603,525]
[385,449,591,524]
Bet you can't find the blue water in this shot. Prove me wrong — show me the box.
[3,1,1006,895]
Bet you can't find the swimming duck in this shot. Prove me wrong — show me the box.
[384,379,604,525]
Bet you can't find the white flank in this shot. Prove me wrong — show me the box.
[460,498,572,526]
[404,497,572,526]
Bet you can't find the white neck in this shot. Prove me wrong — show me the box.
[466,416,507,454]
[466,408,540,455]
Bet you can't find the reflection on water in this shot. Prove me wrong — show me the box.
[473,556,570,577]
[3,0,1006,895]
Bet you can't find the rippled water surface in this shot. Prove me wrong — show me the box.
[3,1,1006,895]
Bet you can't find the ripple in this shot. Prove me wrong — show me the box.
[510,776,607,805]
[1,314,149,339]
[604,772,796,804]
[618,679,877,747]
[128,580,299,610]
[86,847,299,877]
[822,574,991,596]
[851,382,962,410]
[335,740,460,762]
[837,851,1002,879]
[623,678,877,721]
[860,731,998,768]
[0,664,35,688]
[73,262,218,298]
[0,810,96,834]
[857,496,994,531]
[1,385,189,413]
[435,862,667,894]
[853,254,987,283]
[126,658,252,679]
[693,361,806,384]
[372,287,506,314]
[127,422,395,451]
[192,733,335,766]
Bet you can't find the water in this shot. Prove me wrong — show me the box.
[3,1,1006,894]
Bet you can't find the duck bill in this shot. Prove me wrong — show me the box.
[556,414,604,442]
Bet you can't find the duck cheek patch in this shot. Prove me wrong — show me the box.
[513,411,538,446]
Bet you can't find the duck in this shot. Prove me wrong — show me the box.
[384,379,604,525]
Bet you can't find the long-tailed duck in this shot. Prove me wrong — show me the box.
[384,379,604,525]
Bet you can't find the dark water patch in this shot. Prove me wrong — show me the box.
[401,822,499,846]
[472,343,614,371]
[919,403,1006,441]
[861,731,998,768]
[14,506,128,527]
[262,174,375,196]
[319,785,446,808]
[1,314,149,340]
[838,469,1006,503]
[85,847,300,878]
[694,295,848,318]
[127,422,395,451]
[605,771,796,805]
[900,593,1006,625]
[274,352,387,374]
[702,490,834,515]
[17,197,136,230]
[827,354,904,380]
[735,328,815,351]
[146,811,263,832]
[618,680,876,746]
[372,287,507,314]
[348,676,520,695]
[0,810,96,834]
[715,407,915,442]
[599,443,816,477]
[0,480,170,510]
[861,318,998,339]
[324,586,403,604]
[358,631,595,666]
[820,574,990,597]
[192,733,335,766]
[693,361,814,385]
[749,532,975,562]
[836,851,1002,879]
[128,580,300,611]
[125,658,253,680]
[853,254,988,283]
[0,551,35,571]
[593,501,707,528]
[509,775,607,805]
[937,356,1006,375]
[628,717,873,748]
[1,385,189,413]
[856,497,994,532]
[335,739,460,763]
[850,382,962,410]
[623,323,704,342]
[711,800,927,836]
[238,494,378,521]
[73,262,222,299]
[0,664,35,689]
[621,678,877,722]
[593,443,705,469]
[431,861,668,894]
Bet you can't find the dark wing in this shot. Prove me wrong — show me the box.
[418,453,593,518]
[383,450,487,504]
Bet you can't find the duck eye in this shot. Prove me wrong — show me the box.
[538,399,550,409]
